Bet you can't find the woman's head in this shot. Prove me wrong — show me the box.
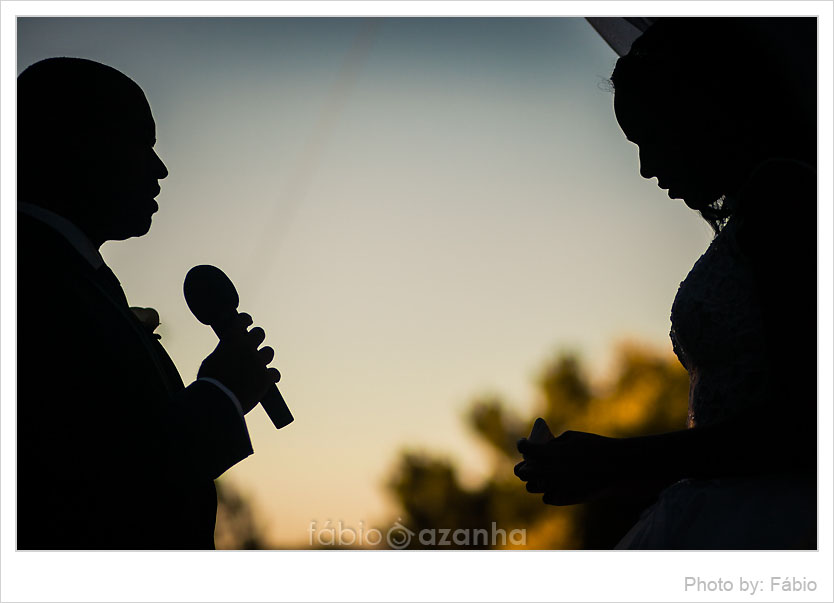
[611,18,816,231]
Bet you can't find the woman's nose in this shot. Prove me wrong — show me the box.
[638,147,659,180]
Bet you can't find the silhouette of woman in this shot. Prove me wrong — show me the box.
[515,18,817,549]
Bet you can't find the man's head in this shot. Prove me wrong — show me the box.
[18,57,168,245]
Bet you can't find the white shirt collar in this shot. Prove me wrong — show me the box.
[18,202,105,269]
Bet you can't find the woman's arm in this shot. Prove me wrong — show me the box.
[515,403,814,506]
[515,406,811,506]
[622,408,814,482]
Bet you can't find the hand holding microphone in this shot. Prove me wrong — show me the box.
[197,312,279,415]
[186,265,293,429]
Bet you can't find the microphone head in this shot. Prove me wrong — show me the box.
[183,265,239,326]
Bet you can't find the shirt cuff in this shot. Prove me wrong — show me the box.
[197,377,245,419]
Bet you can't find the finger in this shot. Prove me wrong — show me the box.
[267,367,281,383]
[516,462,554,482]
[248,326,266,347]
[514,460,528,480]
[542,492,559,505]
[517,438,547,458]
[222,313,254,340]
[515,460,549,481]
[258,346,275,365]
[543,491,571,506]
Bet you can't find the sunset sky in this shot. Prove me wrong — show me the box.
[4,3,834,602]
[12,15,741,545]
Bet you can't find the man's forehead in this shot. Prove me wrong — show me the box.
[88,91,156,139]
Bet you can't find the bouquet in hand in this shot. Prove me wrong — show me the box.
[529,417,554,443]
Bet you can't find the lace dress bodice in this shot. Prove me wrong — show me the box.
[617,222,816,549]
[670,217,770,428]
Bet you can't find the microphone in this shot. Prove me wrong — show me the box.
[183,264,293,429]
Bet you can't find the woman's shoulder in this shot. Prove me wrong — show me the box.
[743,158,814,199]
[734,158,815,258]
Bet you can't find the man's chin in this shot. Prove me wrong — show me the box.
[131,217,153,238]
[110,216,153,241]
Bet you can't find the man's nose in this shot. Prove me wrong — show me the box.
[153,150,169,180]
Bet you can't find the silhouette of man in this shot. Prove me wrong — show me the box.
[17,57,280,549]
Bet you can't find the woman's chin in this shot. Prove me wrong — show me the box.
[676,188,722,211]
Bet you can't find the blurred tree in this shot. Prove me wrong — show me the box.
[214,478,270,550]
[385,341,689,549]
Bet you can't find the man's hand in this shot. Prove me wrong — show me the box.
[197,312,280,414]
[514,430,631,505]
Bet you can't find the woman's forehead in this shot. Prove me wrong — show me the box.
[613,90,654,140]
[614,83,686,136]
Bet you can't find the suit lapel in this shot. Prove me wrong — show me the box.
[19,212,184,398]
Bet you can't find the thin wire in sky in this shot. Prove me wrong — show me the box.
[248,18,382,303]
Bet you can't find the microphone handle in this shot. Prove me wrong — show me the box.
[212,311,294,430]
[262,384,294,429]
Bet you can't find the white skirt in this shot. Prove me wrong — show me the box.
[615,474,816,549]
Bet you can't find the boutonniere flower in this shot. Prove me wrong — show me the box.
[130,306,162,340]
